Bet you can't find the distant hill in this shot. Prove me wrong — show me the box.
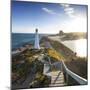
[60,32,87,41]
[48,32,87,41]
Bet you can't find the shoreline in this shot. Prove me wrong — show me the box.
[47,35,87,58]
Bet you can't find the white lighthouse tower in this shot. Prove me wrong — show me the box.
[34,28,40,49]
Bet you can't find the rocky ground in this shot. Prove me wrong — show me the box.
[12,49,51,89]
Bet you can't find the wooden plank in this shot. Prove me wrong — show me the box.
[50,71,65,87]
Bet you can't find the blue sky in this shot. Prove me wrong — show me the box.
[12,0,87,33]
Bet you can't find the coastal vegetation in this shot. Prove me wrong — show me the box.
[29,72,51,88]
[46,48,63,61]
[12,49,51,88]
[65,57,87,79]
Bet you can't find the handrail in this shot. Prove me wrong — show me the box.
[62,61,87,85]
[43,53,87,85]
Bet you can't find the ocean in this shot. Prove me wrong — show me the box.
[61,39,87,57]
[12,33,43,50]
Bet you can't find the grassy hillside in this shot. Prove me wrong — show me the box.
[65,57,87,79]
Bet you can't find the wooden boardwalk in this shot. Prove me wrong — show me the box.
[49,71,65,87]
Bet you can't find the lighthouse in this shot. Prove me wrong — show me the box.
[34,28,40,49]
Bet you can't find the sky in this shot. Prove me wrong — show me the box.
[12,0,87,34]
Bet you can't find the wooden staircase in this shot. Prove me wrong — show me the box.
[49,71,66,87]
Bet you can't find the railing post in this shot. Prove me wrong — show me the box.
[66,73,68,84]
[61,62,63,71]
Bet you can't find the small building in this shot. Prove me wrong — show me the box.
[59,30,64,36]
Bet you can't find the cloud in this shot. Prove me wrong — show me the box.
[60,4,70,8]
[42,7,62,17]
[42,7,56,15]
[60,4,75,18]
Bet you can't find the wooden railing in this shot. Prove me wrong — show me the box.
[42,54,87,85]
[61,61,87,85]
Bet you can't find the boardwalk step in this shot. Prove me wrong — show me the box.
[49,83,66,87]
[51,81,64,84]
[51,77,64,81]
[49,70,65,87]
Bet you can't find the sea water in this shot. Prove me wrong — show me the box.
[12,33,42,50]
